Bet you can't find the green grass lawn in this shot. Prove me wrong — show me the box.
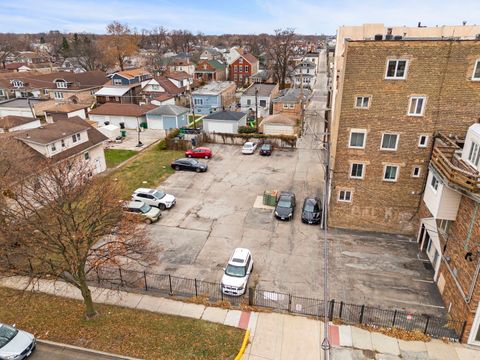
[104,149,137,168]
[0,287,244,360]
[109,143,183,199]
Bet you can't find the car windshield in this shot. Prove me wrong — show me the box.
[153,190,166,199]
[139,203,152,214]
[0,324,18,348]
[277,197,292,208]
[189,159,199,164]
[261,144,270,150]
[304,200,319,212]
[244,143,253,148]
[225,264,246,277]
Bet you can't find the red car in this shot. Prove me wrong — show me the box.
[185,147,212,159]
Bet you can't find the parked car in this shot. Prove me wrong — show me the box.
[259,143,273,156]
[171,158,208,172]
[221,248,253,296]
[274,191,296,221]
[132,188,176,210]
[185,147,212,159]
[123,201,161,224]
[0,323,36,360]
[242,142,257,155]
[301,196,322,225]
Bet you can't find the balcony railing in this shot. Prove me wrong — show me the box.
[431,134,480,193]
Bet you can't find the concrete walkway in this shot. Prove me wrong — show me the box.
[1,277,479,360]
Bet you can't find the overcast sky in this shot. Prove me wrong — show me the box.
[2,0,480,35]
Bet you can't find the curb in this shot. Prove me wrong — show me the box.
[234,329,250,360]
[37,339,142,360]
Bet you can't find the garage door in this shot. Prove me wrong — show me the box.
[204,120,235,133]
[265,124,294,135]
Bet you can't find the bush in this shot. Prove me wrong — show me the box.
[166,128,180,139]
[238,126,256,134]
[157,139,167,150]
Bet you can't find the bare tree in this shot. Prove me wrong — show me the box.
[0,34,17,69]
[102,21,139,71]
[0,154,155,319]
[170,30,196,53]
[71,34,103,71]
[268,28,296,90]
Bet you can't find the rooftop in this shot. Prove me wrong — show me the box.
[89,103,157,117]
[0,115,39,130]
[204,111,246,121]
[242,83,278,97]
[15,117,90,145]
[192,81,235,95]
[114,68,151,79]
[147,105,189,116]
[272,88,311,104]
[260,114,297,126]
[44,103,90,114]
[0,98,45,108]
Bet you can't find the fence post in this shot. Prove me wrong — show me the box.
[194,278,198,297]
[392,310,397,327]
[118,267,123,287]
[329,299,335,321]
[424,315,430,335]
[459,320,467,342]
[248,287,254,306]
[339,301,344,319]
[143,271,148,291]
[168,274,173,295]
[359,305,365,324]
[288,294,292,313]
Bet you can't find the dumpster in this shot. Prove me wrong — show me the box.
[263,190,278,206]
[140,122,148,129]
[120,130,127,137]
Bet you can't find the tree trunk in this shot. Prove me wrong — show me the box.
[78,276,97,319]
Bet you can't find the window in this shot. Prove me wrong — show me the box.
[61,139,65,147]
[43,89,49,95]
[239,66,243,72]
[349,129,366,149]
[350,163,365,179]
[11,80,23,88]
[283,104,289,109]
[194,98,203,105]
[234,74,238,81]
[408,96,426,116]
[385,59,408,79]
[76,133,81,141]
[338,189,352,202]
[245,65,249,72]
[239,74,243,81]
[412,166,421,178]
[259,100,267,107]
[51,143,57,152]
[72,133,80,143]
[152,84,159,91]
[381,133,399,151]
[355,96,370,109]
[472,60,480,80]
[430,174,439,192]
[113,78,122,85]
[383,165,399,182]
[468,141,480,167]
[246,99,251,106]
[54,91,63,100]
[84,152,90,160]
[439,219,452,236]
[418,135,429,148]
[234,65,238,73]
[239,58,243,64]
[56,81,67,88]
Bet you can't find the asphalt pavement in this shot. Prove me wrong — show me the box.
[30,342,134,360]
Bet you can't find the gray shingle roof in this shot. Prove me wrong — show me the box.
[242,83,277,97]
[272,88,311,104]
[204,111,246,121]
[147,105,189,116]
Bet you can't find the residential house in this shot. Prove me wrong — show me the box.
[15,51,50,65]
[416,124,480,344]
[328,35,480,235]
[167,58,195,76]
[165,71,193,90]
[304,52,320,68]
[228,52,259,87]
[141,75,184,105]
[260,114,297,136]
[272,88,310,119]
[145,105,189,130]
[252,70,269,84]
[200,48,223,61]
[44,103,90,123]
[203,111,247,134]
[195,60,227,82]
[95,68,151,105]
[240,83,279,118]
[292,61,316,89]
[61,57,87,73]
[4,63,31,72]
[224,47,243,66]
[15,117,108,174]
[88,103,156,129]
[0,98,44,118]
[191,81,236,115]
[0,115,41,133]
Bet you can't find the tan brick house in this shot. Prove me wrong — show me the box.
[416,124,480,343]
[329,39,480,235]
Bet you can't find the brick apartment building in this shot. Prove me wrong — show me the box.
[416,124,480,343]
[228,52,259,87]
[328,39,480,234]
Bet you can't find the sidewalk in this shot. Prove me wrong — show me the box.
[1,277,479,360]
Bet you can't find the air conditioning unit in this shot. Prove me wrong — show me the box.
[374,34,383,41]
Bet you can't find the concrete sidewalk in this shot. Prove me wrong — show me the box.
[1,277,479,360]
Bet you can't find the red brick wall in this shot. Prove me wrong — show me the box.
[229,57,254,85]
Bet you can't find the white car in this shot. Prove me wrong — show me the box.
[0,323,36,360]
[123,201,161,224]
[132,188,176,211]
[221,248,253,296]
[241,142,257,155]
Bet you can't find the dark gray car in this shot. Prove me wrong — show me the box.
[171,158,208,172]
[274,191,296,221]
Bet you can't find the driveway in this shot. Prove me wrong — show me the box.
[145,143,445,316]
[30,342,128,360]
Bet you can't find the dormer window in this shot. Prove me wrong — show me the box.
[113,78,122,85]
[239,58,243,64]
[56,81,68,89]
[11,80,23,88]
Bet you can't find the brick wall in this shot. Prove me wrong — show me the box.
[329,40,480,234]
[272,102,302,119]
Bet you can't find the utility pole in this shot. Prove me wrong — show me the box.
[189,89,197,130]
[255,87,259,132]
[136,116,143,147]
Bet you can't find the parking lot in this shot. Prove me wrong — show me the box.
[146,143,445,316]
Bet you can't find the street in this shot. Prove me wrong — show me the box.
[30,342,130,360]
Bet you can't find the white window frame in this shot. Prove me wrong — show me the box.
[472,59,480,81]
[338,189,353,203]
[380,133,399,151]
[354,96,370,109]
[54,91,63,100]
[51,143,57,152]
[412,166,421,178]
[430,174,439,193]
[385,59,408,80]
[467,141,480,167]
[418,134,429,148]
[113,78,123,85]
[194,98,203,105]
[349,162,365,179]
[348,129,367,149]
[408,96,426,116]
[56,81,67,89]
[383,165,399,182]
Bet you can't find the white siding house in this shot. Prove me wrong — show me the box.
[203,111,247,134]
[423,170,462,221]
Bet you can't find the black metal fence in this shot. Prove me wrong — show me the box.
[88,267,465,341]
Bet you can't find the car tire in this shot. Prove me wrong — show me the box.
[159,203,166,211]
[175,166,180,170]
[187,154,192,158]
[145,218,152,224]
[205,155,209,159]
[195,168,201,173]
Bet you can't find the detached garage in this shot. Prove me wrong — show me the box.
[203,111,247,134]
[145,105,189,130]
[88,103,157,129]
[260,114,297,135]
